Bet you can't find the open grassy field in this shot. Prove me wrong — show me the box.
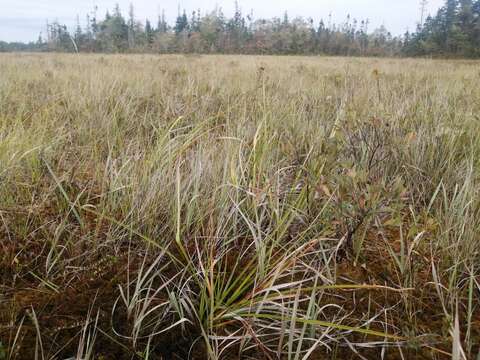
[0,53,479,359]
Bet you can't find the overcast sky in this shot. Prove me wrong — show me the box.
[1,0,444,42]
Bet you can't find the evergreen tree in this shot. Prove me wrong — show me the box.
[90,6,99,38]
[408,0,480,56]
[157,10,168,33]
[98,4,129,52]
[175,10,189,34]
[442,0,459,51]
[457,0,475,53]
[420,0,429,26]
[3,0,479,57]
[74,15,83,44]
[128,3,136,48]
[145,19,154,45]
[473,0,480,50]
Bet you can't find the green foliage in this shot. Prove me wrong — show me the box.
[406,0,480,57]
[97,7,129,52]
[145,19,153,44]
[0,3,400,56]
[4,0,479,57]
[174,10,189,34]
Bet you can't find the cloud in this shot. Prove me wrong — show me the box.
[0,17,48,42]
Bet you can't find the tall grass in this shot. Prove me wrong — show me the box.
[0,53,479,359]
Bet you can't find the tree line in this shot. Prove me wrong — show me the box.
[1,0,479,57]
[405,0,480,57]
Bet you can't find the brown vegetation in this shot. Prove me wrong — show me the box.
[0,54,479,359]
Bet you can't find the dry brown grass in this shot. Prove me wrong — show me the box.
[0,53,479,359]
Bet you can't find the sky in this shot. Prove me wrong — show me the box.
[0,0,445,42]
